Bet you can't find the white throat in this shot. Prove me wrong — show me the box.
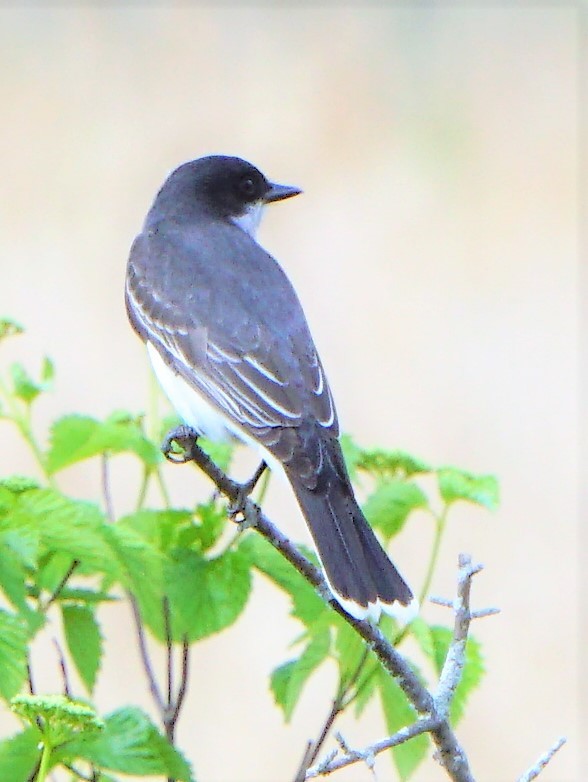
[230,200,264,238]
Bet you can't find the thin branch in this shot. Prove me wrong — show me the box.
[101,453,116,522]
[53,637,72,698]
[163,597,174,715]
[174,438,477,782]
[305,717,440,777]
[171,636,190,727]
[128,592,165,712]
[515,736,567,782]
[43,559,80,610]
[294,647,371,781]
[434,554,481,717]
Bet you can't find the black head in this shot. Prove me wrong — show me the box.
[150,155,301,231]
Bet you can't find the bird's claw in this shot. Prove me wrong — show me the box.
[161,425,199,463]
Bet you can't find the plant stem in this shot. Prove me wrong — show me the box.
[0,376,56,487]
[419,505,449,606]
[35,741,52,782]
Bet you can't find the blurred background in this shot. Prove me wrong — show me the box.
[0,5,580,781]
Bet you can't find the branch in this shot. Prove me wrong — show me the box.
[128,592,165,713]
[175,439,474,781]
[515,736,567,782]
[305,716,440,777]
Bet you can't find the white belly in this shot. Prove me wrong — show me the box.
[147,342,284,476]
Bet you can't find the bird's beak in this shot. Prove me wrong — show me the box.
[264,182,302,204]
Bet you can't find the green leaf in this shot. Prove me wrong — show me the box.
[408,617,436,663]
[0,610,29,701]
[194,500,226,551]
[339,433,363,481]
[62,604,103,693]
[102,523,166,630]
[10,363,42,403]
[429,626,485,724]
[46,413,161,474]
[364,480,427,541]
[378,667,429,780]
[165,548,251,643]
[358,449,432,479]
[0,318,24,343]
[118,508,194,554]
[240,534,326,627]
[6,489,113,574]
[437,468,499,511]
[0,545,28,612]
[63,707,193,780]
[271,628,331,721]
[0,727,41,782]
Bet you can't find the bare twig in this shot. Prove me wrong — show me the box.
[170,437,566,782]
[175,438,476,782]
[128,593,165,712]
[43,559,80,610]
[101,453,116,522]
[294,647,370,781]
[515,736,567,782]
[53,637,72,698]
[305,717,440,777]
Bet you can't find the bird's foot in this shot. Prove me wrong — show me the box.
[228,460,267,522]
[161,425,200,463]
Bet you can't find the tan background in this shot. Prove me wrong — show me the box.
[0,6,581,781]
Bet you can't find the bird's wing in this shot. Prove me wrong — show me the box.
[125,230,338,454]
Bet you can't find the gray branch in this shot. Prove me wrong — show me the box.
[175,438,566,782]
[515,736,567,782]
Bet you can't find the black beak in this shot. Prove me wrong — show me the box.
[264,181,302,204]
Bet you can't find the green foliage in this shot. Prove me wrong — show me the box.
[0,321,498,781]
[61,605,103,693]
[47,412,161,473]
[61,707,193,780]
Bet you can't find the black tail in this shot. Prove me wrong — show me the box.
[286,440,413,619]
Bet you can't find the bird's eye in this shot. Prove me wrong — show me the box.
[239,177,257,197]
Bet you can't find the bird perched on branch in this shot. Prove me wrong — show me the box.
[125,154,415,621]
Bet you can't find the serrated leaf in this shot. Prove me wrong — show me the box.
[165,548,251,643]
[118,508,194,554]
[364,480,427,541]
[62,604,103,693]
[63,707,193,780]
[271,628,331,721]
[0,727,41,782]
[429,626,485,724]
[437,468,499,511]
[46,414,161,474]
[0,545,28,612]
[378,667,429,780]
[0,610,29,701]
[102,524,165,631]
[0,318,24,343]
[239,534,326,627]
[6,489,113,574]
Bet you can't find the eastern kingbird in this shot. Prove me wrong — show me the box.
[125,155,415,621]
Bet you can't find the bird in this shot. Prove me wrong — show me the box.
[125,154,416,621]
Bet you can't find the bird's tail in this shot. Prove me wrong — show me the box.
[286,443,415,621]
